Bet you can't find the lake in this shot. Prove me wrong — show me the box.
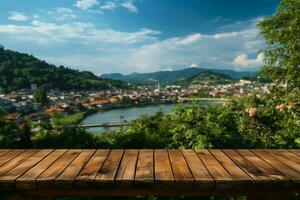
[82,101,222,134]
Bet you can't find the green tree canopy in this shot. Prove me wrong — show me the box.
[258,0,300,89]
[33,87,48,104]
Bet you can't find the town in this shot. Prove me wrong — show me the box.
[0,79,269,124]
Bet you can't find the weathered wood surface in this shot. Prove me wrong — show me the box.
[0,149,299,198]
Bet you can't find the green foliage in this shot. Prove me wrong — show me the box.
[258,0,300,89]
[50,112,85,126]
[33,87,48,104]
[0,47,127,91]
[188,71,234,85]
[31,127,109,148]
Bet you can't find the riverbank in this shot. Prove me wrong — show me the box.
[81,100,224,134]
[69,98,228,126]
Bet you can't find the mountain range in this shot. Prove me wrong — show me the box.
[101,68,258,84]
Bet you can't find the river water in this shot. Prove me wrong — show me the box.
[82,101,222,134]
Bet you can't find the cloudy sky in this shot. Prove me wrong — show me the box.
[0,0,280,75]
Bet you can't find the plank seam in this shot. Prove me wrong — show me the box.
[180,149,195,187]
[0,149,25,168]
[34,149,70,181]
[52,149,83,182]
[251,150,296,181]
[8,149,55,182]
[112,149,125,183]
[194,149,216,185]
[92,149,112,182]
[0,150,11,159]
[221,149,255,181]
[72,149,97,181]
[235,150,280,181]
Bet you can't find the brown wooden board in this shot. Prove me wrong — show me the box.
[16,149,67,189]
[267,150,300,172]
[196,149,232,189]
[135,149,154,186]
[251,150,300,183]
[36,149,82,188]
[289,150,300,157]
[0,149,53,189]
[237,149,290,187]
[168,149,193,188]
[0,149,24,167]
[0,150,10,158]
[222,149,271,188]
[95,149,124,186]
[0,149,38,176]
[154,149,174,188]
[115,149,138,186]
[181,149,214,189]
[75,149,110,186]
[0,149,298,197]
[210,149,253,189]
[56,149,96,187]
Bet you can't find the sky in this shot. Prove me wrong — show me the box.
[0,0,281,75]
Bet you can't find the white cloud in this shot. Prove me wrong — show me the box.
[189,63,198,68]
[53,7,77,21]
[121,0,138,13]
[178,34,202,45]
[8,12,29,21]
[0,20,160,44]
[74,0,99,10]
[0,17,265,74]
[100,1,118,10]
[233,53,264,68]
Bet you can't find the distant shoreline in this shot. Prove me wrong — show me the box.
[79,98,227,125]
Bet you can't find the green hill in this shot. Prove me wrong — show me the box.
[0,46,126,91]
[188,71,234,85]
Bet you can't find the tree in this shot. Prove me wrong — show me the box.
[33,87,48,104]
[258,0,300,89]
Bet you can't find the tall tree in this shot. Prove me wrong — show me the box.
[258,0,300,89]
[33,87,48,104]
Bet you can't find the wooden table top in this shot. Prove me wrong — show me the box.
[0,149,299,194]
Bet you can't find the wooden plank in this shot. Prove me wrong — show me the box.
[16,149,67,189]
[115,149,138,186]
[95,149,124,186]
[75,149,110,186]
[222,149,271,183]
[0,150,10,158]
[196,149,232,189]
[289,149,300,157]
[0,150,38,176]
[267,150,300,172]
[237,150,289,184]
[36,149,82,188]
[0,150,24,167]
[181,149,214,189]
[251,150,300,183]
[154,149,174,188]
[168,149,193,188]
[0,149,53,188]
[56,149,96,187]
[210,149,253,188]
[135,149,154,186]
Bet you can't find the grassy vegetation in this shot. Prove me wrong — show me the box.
[54,112,86,126]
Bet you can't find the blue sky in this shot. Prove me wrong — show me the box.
[0,0,280,75]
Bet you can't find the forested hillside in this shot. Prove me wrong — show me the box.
[0,46,126,91]
[188,71,234,85]
[101,68,257,84]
